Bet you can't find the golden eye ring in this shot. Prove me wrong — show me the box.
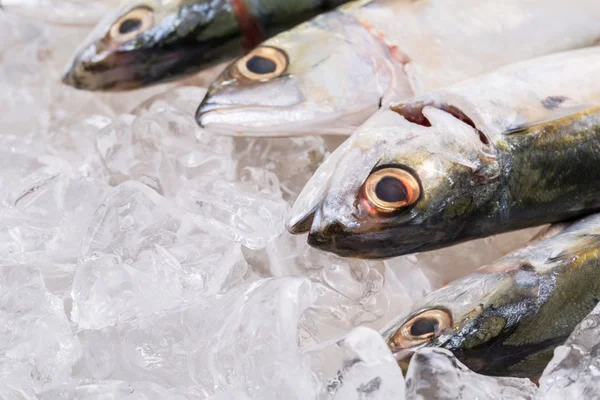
[362,167,421,214]
[109,7,154,44]
[390,308,453,351]
[234,46,288,82]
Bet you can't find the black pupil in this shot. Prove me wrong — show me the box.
[410,317,439,337]
[375,176,407,203]
[246,55,277,75]
[119,18,142,34]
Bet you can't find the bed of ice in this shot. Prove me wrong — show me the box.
[0,6,598,399]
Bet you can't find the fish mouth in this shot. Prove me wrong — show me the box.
[196,90,373,136]
[61,49,150,91]
[285,207,316,235]
[305,217,437,259]
[307,229,425,259]
[62,45,203,91]
[195,88,313,136]
[196,102,325,137]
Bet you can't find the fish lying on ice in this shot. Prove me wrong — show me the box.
[61,0,350,90]
[381,214,600,379]
[197,0,600,137]
[286,46,600,258]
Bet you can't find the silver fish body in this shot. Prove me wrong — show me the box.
[62,0,349,90]
[197,0,600,136]
[381,214,600,379]
[286,46,600,258]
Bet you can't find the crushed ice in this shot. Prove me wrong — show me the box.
[0,8,593,400]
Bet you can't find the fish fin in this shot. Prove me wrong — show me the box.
[503,103,596,135]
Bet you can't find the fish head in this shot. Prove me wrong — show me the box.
[62,0,240,90]
[287,103,499,258]
[196,12,395,136]
[384,259,548,376]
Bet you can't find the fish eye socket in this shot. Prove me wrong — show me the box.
[109,7,154,44]
[233,46,288,82]
[390,308,453,351]
[361,167,420,214]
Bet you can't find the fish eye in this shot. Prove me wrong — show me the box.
[390,308,453,351]
[361,167,421,214]
[233,46,288,82]
[109,7,154,44]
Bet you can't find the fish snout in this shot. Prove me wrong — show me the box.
[306,217,376,258]
[195,94,221,128]
[61,55,86,89]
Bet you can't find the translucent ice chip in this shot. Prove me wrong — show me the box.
[95,109,234,195]
[178,179,290,250]
[405,348,537,400]
[0,171,110,265]
[538,302,600,399]
[79,278,319,399]
[234,136,329,203]
[0,170,110,300]
[133,86,208,118]
[315,326,406,400]
[243,232,432,347]
[71,181,247,329]
[0,265,80,397]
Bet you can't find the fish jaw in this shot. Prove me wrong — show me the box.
[62,46,170,91]
[195,76,359,136]
[196,98,375,137]
[307,219,446,259]
[61,44,142,91]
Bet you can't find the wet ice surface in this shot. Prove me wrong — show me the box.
[0,8,582,400]
[538,302,600,399]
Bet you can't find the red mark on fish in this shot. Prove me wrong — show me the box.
[229,0,265,52]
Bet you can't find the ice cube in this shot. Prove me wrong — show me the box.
[0,265,80,397]
[538,302,600,399]
[315,326,406,400]
[133,86,208,118]
[0,168,110,300]
[405,348,537,400]
[234,136,329,203]
[78,278,318,399]
[71,181,247,329]
[177,178,290,249]
[95,108,234,195]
